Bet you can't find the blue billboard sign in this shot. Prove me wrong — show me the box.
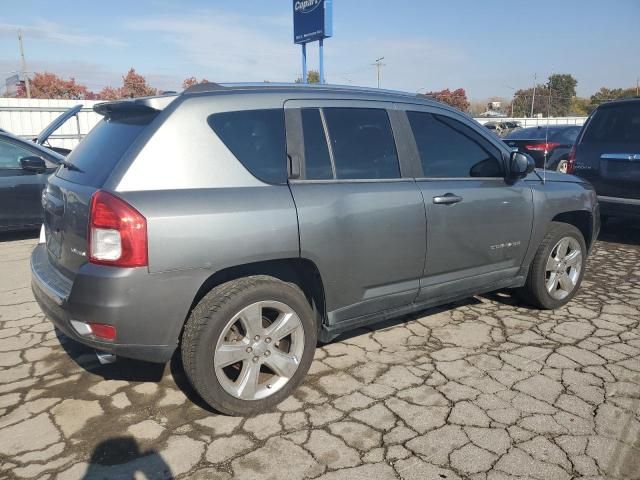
[293,0,333,44]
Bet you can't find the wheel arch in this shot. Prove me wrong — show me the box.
[551,210,594,250]
[185,258,327,337]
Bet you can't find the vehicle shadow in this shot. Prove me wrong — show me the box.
[598,218,640,246]
[0,229,39,243]
[55,328,165,382]
[80,436,172,480]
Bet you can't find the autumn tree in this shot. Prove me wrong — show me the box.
[182,77,211,89]
[422,88,470,112]
[16,72,90,100]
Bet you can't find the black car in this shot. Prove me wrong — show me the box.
[570,98,640,220]
[0,105,83,232]
[0,131,65,232]
[503,125,581,172]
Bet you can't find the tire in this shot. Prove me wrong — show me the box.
[519,221,587,309]
[556,159,569,173]
[181,275,317,416]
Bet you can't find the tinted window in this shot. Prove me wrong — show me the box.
[301,108,333,179]
[552,127,581,144]
[582,103,640,144]
[408,111,503,178]
[208,109,286,184]
[323,108,400,179]
[0,140,32,169]
[57,115,154,187]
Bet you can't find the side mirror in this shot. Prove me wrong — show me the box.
[509,151,535,179]
[20,156,47,174]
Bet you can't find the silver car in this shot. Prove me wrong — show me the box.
[31,83,599,415]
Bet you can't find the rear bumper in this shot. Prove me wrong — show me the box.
[30,244,199,363]
[598,195,640,219]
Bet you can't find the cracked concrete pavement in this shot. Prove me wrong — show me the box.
[0,221,639,480]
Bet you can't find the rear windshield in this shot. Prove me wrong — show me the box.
[56,114,154,187]
[582,103,640,144]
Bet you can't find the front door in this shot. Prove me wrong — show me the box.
[0,139,51,230]
[285,101,426,325]
[404,109,534,301]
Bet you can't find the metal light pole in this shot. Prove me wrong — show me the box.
[18,29,31,98]
[373,57,385,88]
[301,43,307,84]
[530,73,537,118]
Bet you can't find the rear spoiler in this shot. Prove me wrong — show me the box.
[94,95,177,118]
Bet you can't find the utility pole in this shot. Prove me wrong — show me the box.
[18,29,31,98]
[373,57,385,88]
[530,73,536,118]
[636,77,639,96]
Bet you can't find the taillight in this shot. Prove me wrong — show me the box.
[88,322,117,341]
[566,145,577,174]
[525,142,560,152]
[89,190,148,267]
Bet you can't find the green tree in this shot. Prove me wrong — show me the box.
[295,70,320,84]
[588,86,638,111]
[511,84,548,117]
[569,97,590,116]
[547,74,577,116]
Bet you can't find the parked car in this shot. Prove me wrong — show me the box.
[569,98,640,221]
[503,125,582,172]
[0,130,64,232]
[483,121,521,137]
[31,84,599,415]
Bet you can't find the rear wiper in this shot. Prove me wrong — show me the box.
[58,159,83,173]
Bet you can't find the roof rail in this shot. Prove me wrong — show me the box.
[183,81,419,98]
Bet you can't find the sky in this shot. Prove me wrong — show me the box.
[0,0,638,100]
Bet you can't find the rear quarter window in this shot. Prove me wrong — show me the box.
[208,109,287,184]
[57,115,154,187]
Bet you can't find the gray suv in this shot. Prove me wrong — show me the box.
[31,83,599,415]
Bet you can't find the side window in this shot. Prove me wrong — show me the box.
[407,111,503,178]
[323,108,400,180]
[0,140,32,169]
[300,108,333,180]
[208,109,287,184]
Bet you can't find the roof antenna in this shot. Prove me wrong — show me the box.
[542,82,552,185]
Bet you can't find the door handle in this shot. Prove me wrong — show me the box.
[433,193,463,205]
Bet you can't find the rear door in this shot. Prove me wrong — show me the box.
[575,101,640,200]
[285,100,426,326]
[404,108,534,301]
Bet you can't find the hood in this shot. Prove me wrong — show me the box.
[35,104,83,145]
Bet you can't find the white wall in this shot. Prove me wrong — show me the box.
[0,98,102,150]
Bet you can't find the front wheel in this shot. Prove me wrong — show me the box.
[181,276,317,416]
[519,222,587,309]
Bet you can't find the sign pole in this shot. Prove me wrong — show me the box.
[319,39,324,84]
[301,43,307,84]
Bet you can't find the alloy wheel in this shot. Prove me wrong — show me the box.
[545,236,582,300]
[214,300,305,401]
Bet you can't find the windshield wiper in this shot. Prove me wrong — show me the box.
[58,159,83,173]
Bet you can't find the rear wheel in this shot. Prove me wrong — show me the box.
[556,159,569,173]
[519,222,586,309]
[181,276,316,415]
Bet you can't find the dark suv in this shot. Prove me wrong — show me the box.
[570,98,640,220]
[31,83,599,415]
